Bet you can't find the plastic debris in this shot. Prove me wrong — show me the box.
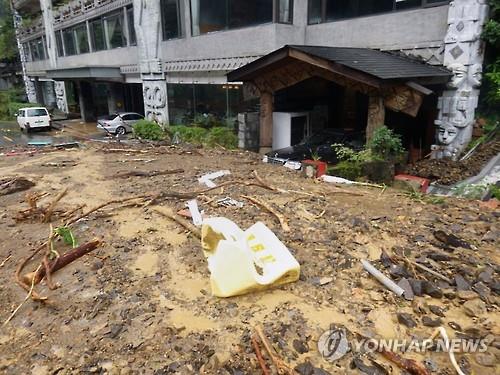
[321,175,356,184]
[361,259,405,297]
[187,199,203,226]
[198,170,231,188]
[216,197,244,208]
[201,217,300,297]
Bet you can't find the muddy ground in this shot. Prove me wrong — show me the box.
[0,142,498,375]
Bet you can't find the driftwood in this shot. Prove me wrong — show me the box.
[15,242,48,301]
[0,255,11,267]
[0,177,35,196]
[153,206,201,238]
[24,240,101,285]
[380,350,430,375]
[42,188,68,223]
[242,195,290,232]
[251,335,271,375]
[254,325,297,374]
[114,168,184,179]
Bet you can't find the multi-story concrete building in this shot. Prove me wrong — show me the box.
[12,0,489,158]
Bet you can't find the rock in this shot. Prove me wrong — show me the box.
[477,266,494,284]
[380,251,393,268]
[448,321,462,331]
[422,316,442,327]
[454,275,471,291]
[422,281,443,298]
[429,305,445,317]
[295,362,331,375]
[463,299,487,317]
[293,339,309,354]
[475,352,496,367]
[397,313,417,328]
[457,290,479,300]
[397,278,414,300]
[427,252,452,261]
[389,264,411,279]
[408,278,424,296]
[472,282,491,299]
[433,230,472,250]
[352,358,386,375]
[423,358,439,372]
[91,260,104,271]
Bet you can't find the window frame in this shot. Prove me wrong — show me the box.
[161,0,183,40]
[307,0,450,25]
[275,0,294,24]
[89,17,107,52]
[104,10,127,49]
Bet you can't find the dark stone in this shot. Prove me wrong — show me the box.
[427,252,453,261]
[293,339,309,354]
[472,282,491,299]
[413,235,427,243]
[490,281,500,295]
[422,281,443,298]
[295,362,331,375]
[423,358,439,372]
[422,316,442,327]
[397,278,414,301]
[408,278,424,296]
[477,267,494,284]
[448,321,462,331]
[352,358,387,375]
[429,305,445,317]
[397,313,417,328]
[433,230,472,250]
[380,251,393,268]
[389,264,411,279]
[455,275,471,291]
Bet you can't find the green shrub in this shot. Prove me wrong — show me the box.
[169,125,208,144]
[8,102,41,118]
[132,120,166,141]
[328,161,363,180]
[206,127,238,149]
[368,126,405,160]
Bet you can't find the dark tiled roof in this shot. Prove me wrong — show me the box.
[289,45,451,80]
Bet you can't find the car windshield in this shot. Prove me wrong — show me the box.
[27,108,48,117]
[99,114,119,120]
[302,131,342,146]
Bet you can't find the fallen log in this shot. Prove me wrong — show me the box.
[380,350,430,375]
[114,168,184,179]
[24,240,101,285]
[0,177,35,196]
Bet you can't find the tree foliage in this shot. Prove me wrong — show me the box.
[481,0,500,109]
[0,0,18,62]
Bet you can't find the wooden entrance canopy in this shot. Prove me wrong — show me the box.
[227,45,451,151]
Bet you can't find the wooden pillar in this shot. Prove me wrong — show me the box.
[259,91,273,153]
[366,95,385,143]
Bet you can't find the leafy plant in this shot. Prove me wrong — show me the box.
[328,161,363,180]
[205,127,238,149]
[480,0,500,110]
[54,226,78,248]
[490,184,500,199]
[367,126,405,160]
[133,120,166,141]
[451,183,490,200]
[168,125,237,149]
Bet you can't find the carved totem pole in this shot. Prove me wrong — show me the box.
[432,0,489,160]
[134,0,169,125]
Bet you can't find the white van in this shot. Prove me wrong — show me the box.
[16,107,52,132]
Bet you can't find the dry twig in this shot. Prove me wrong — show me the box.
[43,188,68,223]
[251,335,271,375]
[0,255,12,267]
[242,195,290,232]
[153,207,201,238]
[254,325,296,374]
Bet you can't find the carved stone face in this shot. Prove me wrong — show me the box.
[451,97,475,128]
[438,124,458,145]
[447,63,468,89]
[469,64,483,88]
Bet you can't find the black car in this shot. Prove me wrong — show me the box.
[265,129,365,164]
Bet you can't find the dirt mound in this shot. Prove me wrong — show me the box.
[406,139,500,185]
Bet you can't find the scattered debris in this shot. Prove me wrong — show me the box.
[216,196,244,208]
[361,259,405,297]
[0,177,35,196]
[198,170,231,188]
[114,168,184,178]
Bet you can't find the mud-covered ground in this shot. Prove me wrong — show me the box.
[0,142,498,375]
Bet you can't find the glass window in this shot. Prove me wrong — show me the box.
[74,24,89,54]
[27,108,48,116]
[191,0,273,36]
[161,0,181,40]
[308,0,322,24]
[395,0,421,9]
[22,43,31,61]
[63,28,76,56]
[357,0,393,16]
[90,18,106,51]
[55,31,64,56]
[127,7,137,45]
[105,11,126,49]
[277,0,293,23]
[325,0,357,21]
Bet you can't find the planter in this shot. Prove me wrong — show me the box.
[302,160,327,178]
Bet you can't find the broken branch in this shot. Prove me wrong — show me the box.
[114,168,184,179]
[242,195,290,232]
[43,188,68,223]
[254,325,296,374]
[153,206,201,238]
[380,349,430,375]
[252,335,271,375]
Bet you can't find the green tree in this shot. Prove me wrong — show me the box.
[481,0,500,111]
[0,0,18,62]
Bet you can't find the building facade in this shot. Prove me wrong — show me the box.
[13,0,488,158]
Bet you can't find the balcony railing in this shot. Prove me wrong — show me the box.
[53,0,132,28]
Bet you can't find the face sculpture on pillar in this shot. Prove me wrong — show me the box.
[447,63,468,89]
[437,123,458,145]
[469,64,483,88]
